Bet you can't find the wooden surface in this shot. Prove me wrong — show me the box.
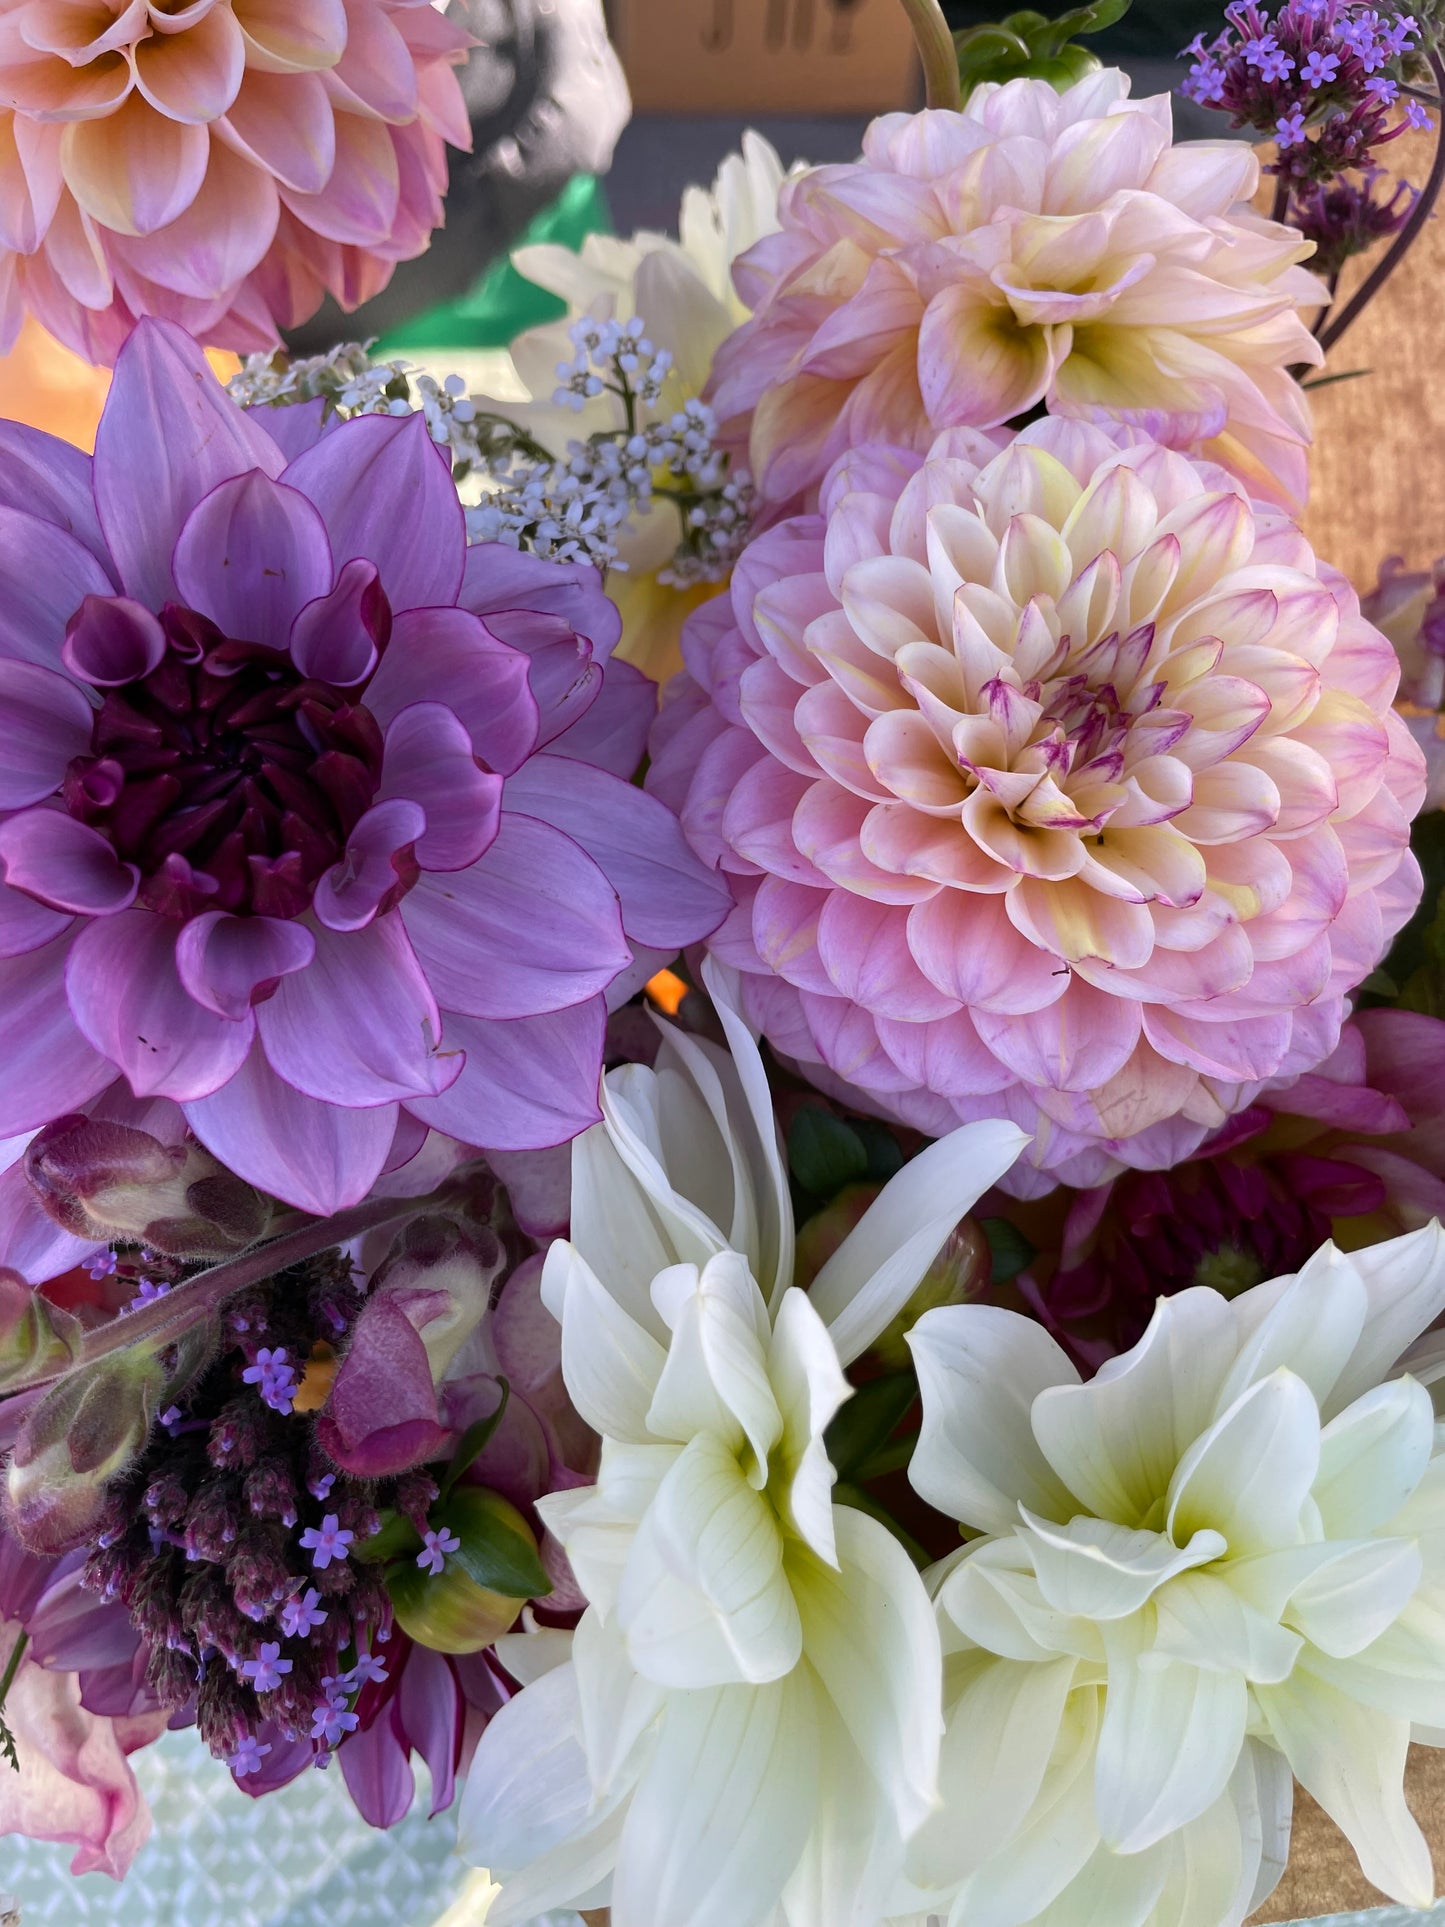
[1294,126,1445,592]
[1248,1744,1444,1923]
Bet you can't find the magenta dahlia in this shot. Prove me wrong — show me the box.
[649,419,1425,1195]
[0,320,728,1215]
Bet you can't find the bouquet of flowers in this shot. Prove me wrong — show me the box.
[1,0,1445,1923]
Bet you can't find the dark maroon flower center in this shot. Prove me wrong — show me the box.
[63,605,384,921]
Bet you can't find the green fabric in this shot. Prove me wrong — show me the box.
[375,173,613,355]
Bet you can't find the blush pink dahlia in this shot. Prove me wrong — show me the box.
[0,319,728,1216]
[0,0,470,364]
[707,71,1325,515]
[649,420,1425,1195]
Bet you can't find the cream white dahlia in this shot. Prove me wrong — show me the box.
[707,72,1324,514]
[648,418,1426,1196]
[456,964,1026,1927]
[899,1224,1445,1927]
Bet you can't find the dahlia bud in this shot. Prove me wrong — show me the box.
[870,1217,991,1372]
[317,1221,507,1479]
[24,1117,270,1259]
[0,1267,83,1390]
[5,1348,168,1554]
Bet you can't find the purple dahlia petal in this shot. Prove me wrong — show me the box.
[339,1700,414,1830]
[174,910,316,1020]
[254,396,332,462]
[404,998,605,1151]
[0,931,112,1134]
[549,655,656,779]
[0,878,72,957]
[0,510,115,674]
[481,1145,571,1239]
[61,596,166,688]
[280,411,463,616]
[290,557,388,686]
[256,911,459,1106]
[363,607,538,777]
[379,703,502,873]
[397,1645,461,1816]
[481,609,602,749]
[0,1159,98,1283]
[93,319,285,611]
[184,1050,399,1216]
[0,659,96,808]
[65,907,256,1101]
[400,814,630,1020]
[172,470,333,652]
[502,754,730,949]
[0,811,137,916]
[460,543,622,657]
[313,798,426,933]
[0,420,112,577]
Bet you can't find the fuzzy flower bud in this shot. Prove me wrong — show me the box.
[0,1267,82,1390]
[6,1350,168,1554]
[317,1221,507,1479]
[24,1117,270,1260]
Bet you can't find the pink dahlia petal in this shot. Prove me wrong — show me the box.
[0,660,98,808]
[652,418,1422,1191]
[548,655,656,779]
[256,912,456,1106]
[66,907,255,1101]
[0,811,138,916]
[281,408,463,614]
[0,420,110,573]
[61,596,166,687]
[379,703,503,874]
[184,1048,397,1216]
[0,511,116,674]
[0,878,72,958]
[0,934,112,1136]
[501,755,730,950]
[405,999,607,1152]
[363,607,539,776]
[482,609,604,749]
[400,815,631,1021]
[172,469,333,650]
[93,319,284,609]
[339,1700,415,1831]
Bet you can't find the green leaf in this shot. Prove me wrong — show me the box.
[955,0,1130,96]
[788,1107,868,1198]
[0,1717,16,1773]
[852,1117,906,1184]
[982,1217,1037,1286]
[438,1378,510,1501]
[437,1489,552,1600]
[824,1370,917,1481]
[351,1507,423,1566]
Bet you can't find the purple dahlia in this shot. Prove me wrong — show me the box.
[0,321,728,1216]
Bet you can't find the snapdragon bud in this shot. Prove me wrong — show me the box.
[0,1267,82,1390]
[5,1348,168,1554]
[317,1220,507,1478]
[24,1117,270,1259]
[870,1217,991,1372]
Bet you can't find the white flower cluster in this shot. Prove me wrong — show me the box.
[469,313,754,575]
[229,321,754,581]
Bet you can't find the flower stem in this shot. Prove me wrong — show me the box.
[899,0,961,111]
[1316,50,1445,355]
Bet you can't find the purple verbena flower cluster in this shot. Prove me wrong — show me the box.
[1289,164,1419,271]
[1182,3,1427,182]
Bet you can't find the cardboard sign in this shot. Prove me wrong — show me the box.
[606,0,920,114]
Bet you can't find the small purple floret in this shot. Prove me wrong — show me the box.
[239,1642,293,1693]
[279,1587,329,1638]
[229,1736,273,1777]
[299,1513,354,1571]
[417,1526,462,1577]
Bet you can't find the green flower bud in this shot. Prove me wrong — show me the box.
[0,1269,82,1391]
[386,1488,547,1655]
[5,1348,168,1554]
[870,1216,991,1371]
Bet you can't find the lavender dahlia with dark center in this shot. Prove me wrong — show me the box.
[0,320,729,1222]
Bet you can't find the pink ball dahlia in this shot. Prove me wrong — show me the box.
[0,0,470,364]
[0,320,729,1216]
[648,420,1426,1195]
[708,71,1324,515]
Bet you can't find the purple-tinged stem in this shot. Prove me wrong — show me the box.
[899,0,962,111]
[1316,50,1445,354]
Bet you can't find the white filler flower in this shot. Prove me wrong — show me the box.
[899,1227,1445,1927]
[457,963,1026,1927]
